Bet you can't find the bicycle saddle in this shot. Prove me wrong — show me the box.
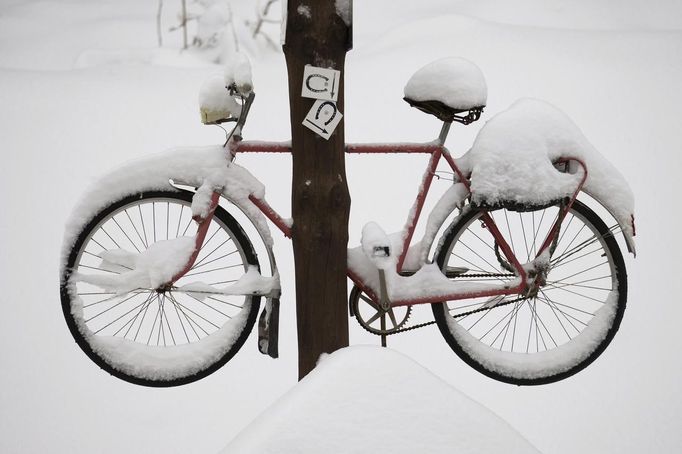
[404,57,487,124]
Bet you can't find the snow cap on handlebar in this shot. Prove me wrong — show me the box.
[198,52,254,125]
[225,52,254,96]
[198,74,242,125]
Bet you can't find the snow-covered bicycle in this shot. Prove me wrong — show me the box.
[60,56,635,387]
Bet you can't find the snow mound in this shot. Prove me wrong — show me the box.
[76,237,196,293]
[459,98,635,249]
[221,346,540,454]
[404,57,487,111]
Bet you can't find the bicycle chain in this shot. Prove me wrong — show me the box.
[384,294,526,336]
[357,272,523,336]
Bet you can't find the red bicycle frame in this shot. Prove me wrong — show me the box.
[173,132,588,309]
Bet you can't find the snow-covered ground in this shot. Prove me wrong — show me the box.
[222,346,540,454]
[1,0,681,453]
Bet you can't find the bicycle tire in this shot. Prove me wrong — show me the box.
[60,190,260,387]
[432,200,627,385]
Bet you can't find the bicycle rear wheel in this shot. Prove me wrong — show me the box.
[60,190,260,387]
[432,200,627,385]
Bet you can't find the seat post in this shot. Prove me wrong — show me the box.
[437,121,452,146]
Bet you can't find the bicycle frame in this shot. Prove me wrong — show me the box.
[167,87,591,309]
[176,123,586,310]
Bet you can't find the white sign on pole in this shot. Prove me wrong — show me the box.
[303,99,343,140]
[301,65,340,102]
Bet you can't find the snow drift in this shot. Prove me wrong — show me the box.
[221,346,540,454]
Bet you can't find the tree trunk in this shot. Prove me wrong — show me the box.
[283,1,352,380]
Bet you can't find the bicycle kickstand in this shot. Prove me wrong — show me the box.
[378,268,390,348]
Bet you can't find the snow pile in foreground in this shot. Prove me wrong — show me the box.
[221,346,540,454]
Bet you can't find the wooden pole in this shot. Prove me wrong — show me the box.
[283,1,352,380]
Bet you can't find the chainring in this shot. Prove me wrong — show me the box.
[349,285,412,335]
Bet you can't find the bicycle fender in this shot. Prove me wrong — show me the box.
[63,145,283,357]
[408,182,469,267]
[580,188,636,256]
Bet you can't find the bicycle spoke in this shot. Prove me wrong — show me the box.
[551,233,601,266]
[501,210,516,257]
[474,301,516,340]
[125,208,148,249]
[171,295,191,343]
[451,253,497,275]
[152,202,157,243]
[553,261,609,282]
[166,202,170,241]
[531,209,547,256]
[172,299,220,330]
[529,301,558,348]
[167,293,204,339]
[85,292,141,322]
[206,295,244,310]
[158,293,167,346]
[553,225,620,265]
[161,294,176,345]
[550,245,604,269]
[93,297,152,335]
[193,239,233,269]
[543,294,574,339]
[456,240,503,275]
[467,227,498,255]
[184,292,233,318]
[537,297,594,317]
[83,291,141,309]
[82,250,105,262]
[197,226,222,254]
[147,295,162,345]
[556,223,587,259]
[208,279,239,286]
[519,212,531,262]
[526,299,537,353]
[553,211,573,245]
[183,263,244,278]
[191,248,238,271]
[133,294,154,341]
[538,291,589,328]
[489,300,522,348]
[112,216,141,253]
[181,215,194,236]
[137,204,149,248]
[545,279,612,292]
[533,300,548,350]
[99,226,124,251]
[175,205,184,238]
[449,299,498,313]
[542,284,608,304]
[122,292,155,338]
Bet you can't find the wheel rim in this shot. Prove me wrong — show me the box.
[436,202,625,382]
[63,193,258,384]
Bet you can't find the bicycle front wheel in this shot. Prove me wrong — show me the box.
[60,190,260,387]
[432,200,627,385]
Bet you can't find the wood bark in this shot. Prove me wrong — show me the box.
[283,1,352,380]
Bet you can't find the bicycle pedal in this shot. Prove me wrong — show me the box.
[445,266,469,278]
